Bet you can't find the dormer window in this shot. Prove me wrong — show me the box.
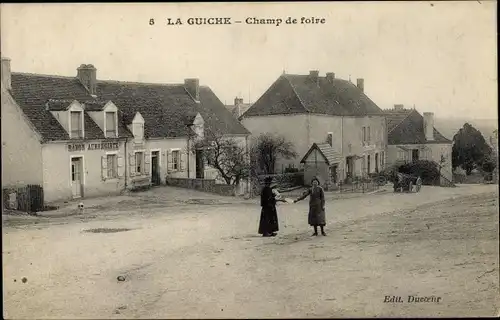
[133,123,144,143]
[129,112,145,144]
[105,111,117,138]
[70,111,84,139]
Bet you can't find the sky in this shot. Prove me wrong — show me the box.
[1,2,497,119]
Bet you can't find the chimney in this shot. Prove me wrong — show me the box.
[184,78,200,102]
[1,57,12,90]
[423,112,435,141]
[394,104,404,111]
[309,70,319,84]
[234,97,244,117]
[77,64,97,95]
[326,72,335,82]
[356,78,364,92]
[234,97,243,106]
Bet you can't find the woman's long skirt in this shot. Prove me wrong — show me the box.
[308,204,326,227]
[258,205,279,235]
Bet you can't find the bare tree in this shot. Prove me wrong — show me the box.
[190,129,250,185]
[251,133,298,174]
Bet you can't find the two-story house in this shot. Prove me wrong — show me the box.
[240,70,387,183]
[383,104,453,184]
[1,58,249,203]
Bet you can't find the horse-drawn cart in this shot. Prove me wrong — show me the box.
[393,172,423,193]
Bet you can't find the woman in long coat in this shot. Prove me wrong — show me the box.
[294,177,327,236]
[258,177,285,237]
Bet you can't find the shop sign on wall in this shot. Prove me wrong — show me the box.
[67,142,120,152]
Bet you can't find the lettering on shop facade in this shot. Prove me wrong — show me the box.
[67,142,120,152]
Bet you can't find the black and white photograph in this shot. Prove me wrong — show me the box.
[1,2,498,318]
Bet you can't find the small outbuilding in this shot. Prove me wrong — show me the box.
[300,143,342,190]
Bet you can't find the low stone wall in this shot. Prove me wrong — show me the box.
[165,177,237,196]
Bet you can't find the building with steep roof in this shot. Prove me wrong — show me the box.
[241,70,387,182]
[383,104,453,184]
[225,97,252,119]
[1,58,249,203]
[300,143,343,189]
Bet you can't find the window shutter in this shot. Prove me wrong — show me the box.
[167,151,173,173]
[117,155,124,178]
[180,152,186,171]
[129,153,136,176]
[101,156,107,180]
[144,153,151,175]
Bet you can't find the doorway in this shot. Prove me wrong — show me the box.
[345,156,354,182]
[71,157,83,198]
[196,150,204,179]
[151,151,160,186]
[330,164,338,184]
[412,149,420,162]
[367,155,371,175]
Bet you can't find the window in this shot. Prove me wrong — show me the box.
[70,111,83,138]
[133,122,144,142]
[380,151,385,167]
[105,112,117,138]
[135,152,144,174]
[172,150,180,171]
[367,155,371,173]
[106,154,118,178]
[362,126,371,144]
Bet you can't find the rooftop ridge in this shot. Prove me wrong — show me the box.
[285,73,352,83]
[12,72,193,88]
[388,109,417,135]
[97,79,186,87]
[283,74,310,113]
[12,72,77,80]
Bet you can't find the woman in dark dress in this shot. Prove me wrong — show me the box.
[258,177,285,237]
[294,177,327,236]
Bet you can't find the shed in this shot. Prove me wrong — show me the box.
[300,143,342,189]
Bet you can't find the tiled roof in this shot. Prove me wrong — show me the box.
[198,87,250,136]
[9,73,131,141]
[95,81,249,138]
[84,100,109,111]
[300,143,342,165]
[225,103,252,118]
[383,109,451,144]
[45,99,76,111]
[9,72,249,142]
[385,108,413,132]
[243,74,383,118]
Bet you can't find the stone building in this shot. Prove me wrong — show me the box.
[1,58,249,203]
[241,70,387,182]
[383,105,453,184]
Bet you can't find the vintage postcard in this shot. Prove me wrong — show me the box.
[1,1,498,318]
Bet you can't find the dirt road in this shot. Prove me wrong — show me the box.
[2,184,499,318]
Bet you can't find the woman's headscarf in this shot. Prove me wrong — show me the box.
[264,176,273,185]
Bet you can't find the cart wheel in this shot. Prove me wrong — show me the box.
[408,181,413,192]
[377,176,387,186]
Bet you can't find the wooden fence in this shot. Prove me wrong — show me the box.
[3,184,44,213]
